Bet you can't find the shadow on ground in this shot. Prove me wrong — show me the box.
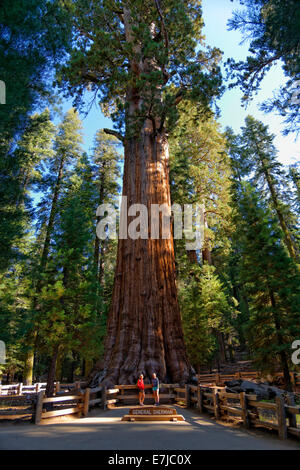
[0,405,299,450]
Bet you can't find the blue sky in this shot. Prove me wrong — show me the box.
[58,0,299,166]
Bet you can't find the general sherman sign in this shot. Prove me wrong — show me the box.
[130,407,176,416]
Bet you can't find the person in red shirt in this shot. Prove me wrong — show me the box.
[137,374,145,406]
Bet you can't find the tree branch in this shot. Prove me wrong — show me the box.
[154,0,169,50]
[103,128,124,143]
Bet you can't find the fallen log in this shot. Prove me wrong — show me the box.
[224,380,287,400]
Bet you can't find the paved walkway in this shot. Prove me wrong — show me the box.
[0,406,299,450]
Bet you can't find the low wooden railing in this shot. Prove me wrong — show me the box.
[1,375,299,438]
[34,389,90,424]
[178,384,300,441]
[196,371,300,387]
[0,381,86,396]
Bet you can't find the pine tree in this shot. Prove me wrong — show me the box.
[227,0,300,135]
[169,106,237,364]
[235,182,300,390]
[228,116,298,260]
[0,1,72,271]
[169,104,233,264]
[180,262,236,372]
[39,155,105,395]
[24,109,84,389]
[0,110,55,271]
[92,131,121,288]
[289,165,300,216]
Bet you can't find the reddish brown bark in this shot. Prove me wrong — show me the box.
[91,125,193,387]
[90,8,193,387]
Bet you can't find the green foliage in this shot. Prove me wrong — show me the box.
[289,165,300,216]
[0,108,120,382]
[179,259,236,369]
[57,0,223,135]
[227,0,300,135]
[170,104,234,258]
[234,182,300,373]
[0,0,72,272]
[226,116,299,260]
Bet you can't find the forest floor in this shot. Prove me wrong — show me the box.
[0,406,299,450]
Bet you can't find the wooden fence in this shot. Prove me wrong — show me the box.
[175,384,300,441]
[34,389,90,424]
[0,395,36,421]
[1,374,299,442]
[1,371,298,397]
[0,381,86,396]
[196,371,300,387]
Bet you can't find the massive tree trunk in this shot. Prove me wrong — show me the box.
[91,124,193,386]
[90,7,193,387]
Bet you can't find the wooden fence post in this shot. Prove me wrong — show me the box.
[197,385,203,413]
[276,396,287,440]
[17,383,23,395]
[240,392,250,429]
[83,388,90,417]
[101,385,107,410]
[35,391,44,424]
[286,395,297,428]
[55,381,60,395]
[216,373,220,386]
[35,383,41,393]
[185,384,191,408]
[213,390,220,420]
[74,381,80,392]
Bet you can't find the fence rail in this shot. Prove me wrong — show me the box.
[1,374,299,442]
[0,381,86,396]
[196,371,300,387]
[35,390,90,424]
[183,384,300,440]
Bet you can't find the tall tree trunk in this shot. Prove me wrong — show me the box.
[264,168,297,260]
[202,246,212,265]
[23,351,34,385]
[257,151,297,260]
[91,126,192,386]
[202,215,212,264]
[45,346,59,397]
[93,169,105,279]
[201,235,227,364]
[23,155,66,383]
[40,155,65,272]
[90,8,193,386]
[269,288,292,391]
[216,331,227,363]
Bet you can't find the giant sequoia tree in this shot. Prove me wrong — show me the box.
[58,0,222,385]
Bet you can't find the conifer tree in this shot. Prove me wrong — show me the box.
[24,109,83,389]
[228,116,298,260]
[227,0,300,135]
[92,131,121,287]
[40,155,105,395]
[180,262,235,372]
[289,165,300,216]
[0,0,72,271]
[58,0,223,385]
[235,182,300,390]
